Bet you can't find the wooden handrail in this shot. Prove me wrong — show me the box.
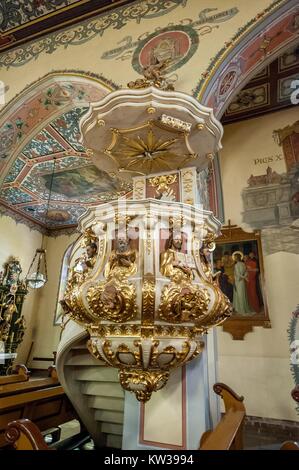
[199,383,246,450]
[5,419,51,450]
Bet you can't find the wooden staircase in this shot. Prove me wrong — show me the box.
[55,322,125,449]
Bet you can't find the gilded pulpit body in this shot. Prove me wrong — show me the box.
[61,200,231,401]
[61,75,232,401]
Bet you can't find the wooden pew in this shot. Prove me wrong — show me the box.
[280,441,299,450]
[0,366,58,399]
[5,418,90,450]
[0,366,76,448]
[0,364,30,387]
[199,383,246,450]
[6,418,90,450]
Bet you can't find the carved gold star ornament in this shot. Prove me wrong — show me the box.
[103,122,197,175]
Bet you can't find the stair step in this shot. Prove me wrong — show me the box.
[72,343,87,350]
[76,366,119,382]
[81,381,124,398]
[88,396,124,411]
[106,434,122,449]
[101,422,123,435]
[65,354,105,367]
[95,410,124,424]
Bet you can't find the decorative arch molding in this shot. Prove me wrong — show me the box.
[0,71,118,186]
[194,0,299,118]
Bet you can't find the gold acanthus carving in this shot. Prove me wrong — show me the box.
[87,338,203,401]
[87,338,202,371]
[87,280,137,323]
[119,370,169,402]
[158,283,210,324]
[148,174,177,193]
[142,274,155,325]
[88,324,205,339]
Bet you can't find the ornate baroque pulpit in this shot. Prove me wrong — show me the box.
[59,66,232,448]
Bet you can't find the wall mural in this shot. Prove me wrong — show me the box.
[0,106,132,233]
[241,119,299,255]
[0,0,188,69]
[102,7,239,74]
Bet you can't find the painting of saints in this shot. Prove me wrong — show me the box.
[245,251,261,313]
[232,252,253,315]
[214,259,233,302]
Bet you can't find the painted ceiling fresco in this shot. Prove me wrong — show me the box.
[222,44,299,124]
[0,0,137,53]
[0,106,132,233]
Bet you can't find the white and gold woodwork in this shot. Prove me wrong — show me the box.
[61,199,231,402]
[60,73,231,403]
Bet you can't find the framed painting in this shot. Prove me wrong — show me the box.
[214,222,271,339]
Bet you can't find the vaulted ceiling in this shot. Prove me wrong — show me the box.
[222,43,299,124]
[0,106,132,233]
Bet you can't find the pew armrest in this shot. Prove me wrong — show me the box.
[5,419,51,450]
[199,382,246,450]
[280,441,299,450]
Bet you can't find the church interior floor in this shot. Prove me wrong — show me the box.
[243,417,299,449]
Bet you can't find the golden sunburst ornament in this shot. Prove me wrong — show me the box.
[105,127,194,175]
[119,130,178,174]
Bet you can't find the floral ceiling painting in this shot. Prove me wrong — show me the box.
[0,106,132,234]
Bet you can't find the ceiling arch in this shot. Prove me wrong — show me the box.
[194,0,299,118]
[0,71,118,185]
[0,71,132,235]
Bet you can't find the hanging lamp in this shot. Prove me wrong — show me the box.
[25,157,56,289]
